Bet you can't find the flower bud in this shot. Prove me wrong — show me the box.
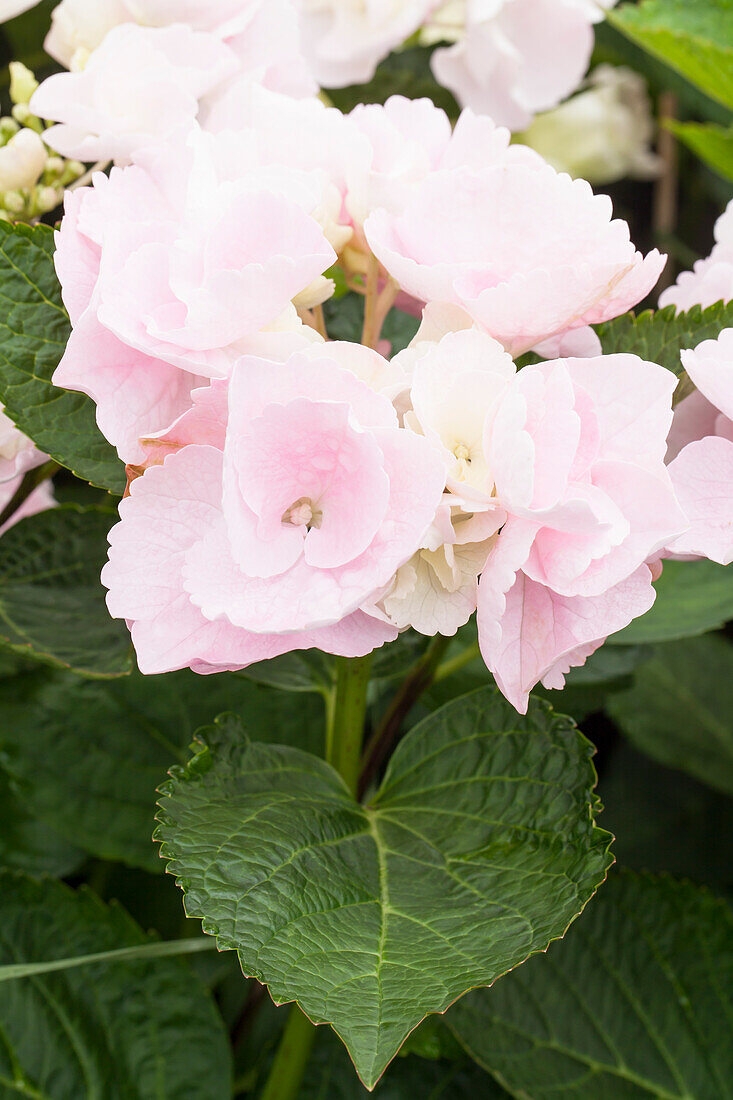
[1,190,24,214]
[35,185,61,213]
[9,62,38,107]
[0,128,46,191]
[0,117,20,143]
[519,65,661,185]
[45,155,65,178]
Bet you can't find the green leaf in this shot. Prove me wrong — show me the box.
[596,300,733,389]
[610,558,733,644]
[0,871,231,1098]
[670,120,733,181]
[607,634,733,796]
[0,667,326,871]
[243,633,430,695]
[448,870,733,1100]
[241,650,335,694]
[609,0,733,110]
[156,687,612,1089]
[0,220,124,493]
[0,767,83,877]
[599,741,733,885]
[0,504,132,677]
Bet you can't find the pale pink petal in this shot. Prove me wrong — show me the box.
[0,477,55,536]
[102,445,396,675]
[680,328,733,423]
[53,311,201,465]
[187,427,446,633]
[666,391,722,462]
[478,562,656,713]
[366,164,665,354]
[666,436,733,565]
[524,460,687,597]
[54,188,101,325]
[555,354,677,468]
[532,325,602,360]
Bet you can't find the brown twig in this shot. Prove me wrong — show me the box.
[654,91,679,296]
[358,634,452,799]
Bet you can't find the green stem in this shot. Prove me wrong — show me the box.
[259,1004,317,1100]
[327,654,373,794]
[0,937,216,983]
[259,656,372,1100]
[433,640,480,683]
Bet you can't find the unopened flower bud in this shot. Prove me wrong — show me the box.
[44,155,65,178]
[35,185,61,213]
[9,62,38,107]
[2,190,24,214]
[0,128,46,191]
[0,117,20,144]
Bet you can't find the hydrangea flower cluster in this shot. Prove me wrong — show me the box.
[20,0,624,150]
[662,201,733,568]
[47,70,731,714]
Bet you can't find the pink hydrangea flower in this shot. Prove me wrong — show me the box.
[660,200,733,313]
[53,133,334,463]
[366,160,665,356]
[665,329,733,565]
[44,0,315,99]
[659,204,733,566]
[102,346,446,673]
[394,328,683,711]
[294,0,436,87]
[475,352,687,711]
[346,97,540,248]
[36,2,315,164]
[426,0,617,130]
[32,24,237,163]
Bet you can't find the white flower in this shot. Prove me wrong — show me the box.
[0,129,47,191]
[379,506,502,635]
[519,65,660,184]
[0,0,41,21]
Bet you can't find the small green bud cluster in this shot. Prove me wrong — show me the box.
[0,63,85,224]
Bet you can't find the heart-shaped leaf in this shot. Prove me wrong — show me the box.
[156,687,612,1089]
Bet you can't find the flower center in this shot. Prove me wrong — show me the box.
[453,442,471,463]
[282,497,322,530]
